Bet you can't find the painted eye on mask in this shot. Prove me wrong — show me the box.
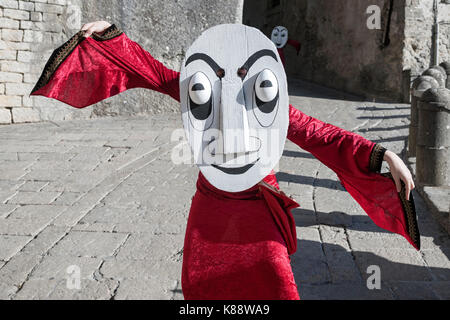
[189,72,213,121]
[253,69,279,127]
[255,69,279,113]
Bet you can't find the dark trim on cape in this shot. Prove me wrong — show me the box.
[382,172,421,250]
[31,24,123,94]
[91,24,123,41]
[369,143,387,173]
[368,144,419,248]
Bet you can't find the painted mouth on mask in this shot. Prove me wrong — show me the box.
[212,159,259,175]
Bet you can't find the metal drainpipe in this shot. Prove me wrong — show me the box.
[432,0,439,66]
[382,0,394,48]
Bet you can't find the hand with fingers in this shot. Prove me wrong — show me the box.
[383,150,415,200]
[81,21,112,38]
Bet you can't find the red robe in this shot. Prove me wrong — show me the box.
[31,25,420,300]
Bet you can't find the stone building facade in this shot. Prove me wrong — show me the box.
[0,0,243,124]
[404,0,450,79]
[80,0,243,119]
[0,0,448,124]
[244,0,450,102]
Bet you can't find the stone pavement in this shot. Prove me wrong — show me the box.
[0,80,449,300]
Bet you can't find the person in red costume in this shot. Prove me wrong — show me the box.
[271,26,301,66]
[31,21,419,300]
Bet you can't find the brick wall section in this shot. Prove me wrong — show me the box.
[0,0,77,124]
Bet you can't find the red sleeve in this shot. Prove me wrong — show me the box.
[287,105,421,250]
[287,104,376,176]
[31,24,180,108]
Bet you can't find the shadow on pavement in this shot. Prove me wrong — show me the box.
[292,239,449,300]
[282,150,315,159]
[358,115,410,120]
[288,79,365,102]
[292,207,390,233]
[358,125,409,132]
[292,198,450,261]
[276,172,343,190]
[357,106,411,111]
[372,136,408,143]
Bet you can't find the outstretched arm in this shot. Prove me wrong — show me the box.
[31,21,180,108]
[287,105,420,250]
[287,105,414,199]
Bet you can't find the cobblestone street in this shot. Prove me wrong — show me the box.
[0,80,448,300]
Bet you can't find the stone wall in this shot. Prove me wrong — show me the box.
[0,0,244,124]
[244,0,408,102]
[404,0,450,79]
[80,0,243,118]
[244,0,450,103]
[1,0,448,123]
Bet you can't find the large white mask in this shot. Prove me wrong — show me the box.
[180,24,289,192]
[271,26,288,49]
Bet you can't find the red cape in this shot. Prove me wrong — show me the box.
[31,26,420,299]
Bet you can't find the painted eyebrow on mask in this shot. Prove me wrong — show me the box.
[240,49,278,79]
[185,53,225,78]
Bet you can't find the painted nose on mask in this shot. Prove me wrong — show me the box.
[215,81,252,155]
